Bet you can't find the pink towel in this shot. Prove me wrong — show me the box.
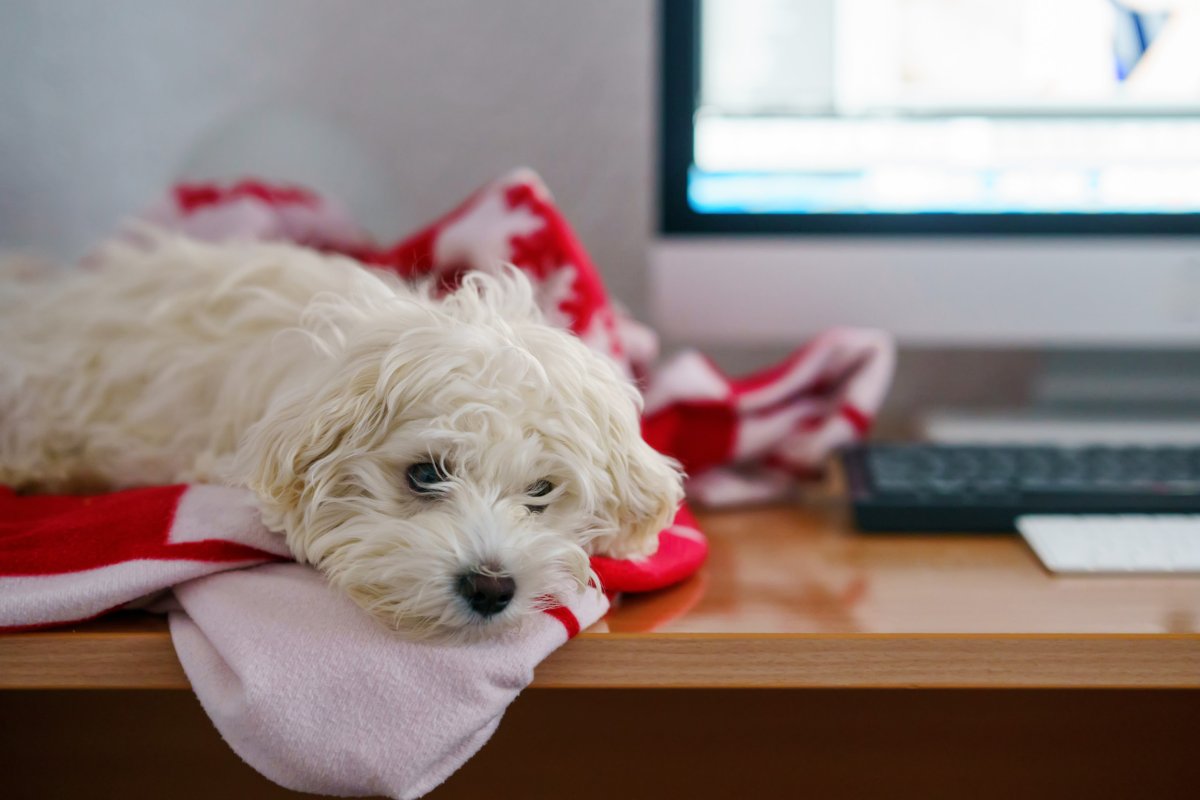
[1,170,893,797]
[169,563,609,799]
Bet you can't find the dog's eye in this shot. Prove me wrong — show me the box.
[406,462,449,495]
[524,479,554,514]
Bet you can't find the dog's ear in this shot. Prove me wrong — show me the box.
[234,366,387,533]
[596,433,685,560]
[580,371,685,561]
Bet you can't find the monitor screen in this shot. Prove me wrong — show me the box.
[662,0,1200,233]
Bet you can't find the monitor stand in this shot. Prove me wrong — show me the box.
[922,350,1200,445]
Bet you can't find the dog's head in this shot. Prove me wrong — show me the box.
[237,268,683,640]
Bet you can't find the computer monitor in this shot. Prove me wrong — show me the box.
[654,0,1200,347]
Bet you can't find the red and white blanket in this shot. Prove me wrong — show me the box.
[0,170,894,799]
[144,169,896,504]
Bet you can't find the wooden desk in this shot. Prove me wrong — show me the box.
[3,501,1199,798]
[4,500,1198,690]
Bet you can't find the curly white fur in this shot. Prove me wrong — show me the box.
[0,233,683,639]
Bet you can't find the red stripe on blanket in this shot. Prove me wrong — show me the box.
[590,505,707,595]
[839,403,872,436]
[542,605,581,639]
[726,339,816,395]
[641,402,737,477]
[174,181,318,214]
[0,485,281,576]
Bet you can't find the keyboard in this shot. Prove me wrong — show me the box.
[841,444,1200,532]
[1018,515,1200,574]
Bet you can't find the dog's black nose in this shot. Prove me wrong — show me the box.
[457,571,516,617]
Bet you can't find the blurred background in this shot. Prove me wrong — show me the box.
[4,0,1179,430]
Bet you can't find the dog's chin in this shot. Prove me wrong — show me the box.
[339,582,552,643]
[428,606,530,645]
[323,552,584,642]
[294,511,596,643]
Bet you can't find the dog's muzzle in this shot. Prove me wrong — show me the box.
[456,570,516,618]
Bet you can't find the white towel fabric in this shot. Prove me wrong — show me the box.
[168,562,608,799]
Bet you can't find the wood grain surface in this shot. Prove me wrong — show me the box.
[3,502,1199,689]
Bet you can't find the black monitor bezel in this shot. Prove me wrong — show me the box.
[658,0,1200,236]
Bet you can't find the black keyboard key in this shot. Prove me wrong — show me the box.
[843,443,1200,532]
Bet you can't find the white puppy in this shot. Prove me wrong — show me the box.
[0,233,683,639]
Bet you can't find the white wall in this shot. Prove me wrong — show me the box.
[0,0,655,316]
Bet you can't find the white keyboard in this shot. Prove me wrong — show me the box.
[1017,514,1200,574]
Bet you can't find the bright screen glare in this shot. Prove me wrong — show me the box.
[693,0,1200,214]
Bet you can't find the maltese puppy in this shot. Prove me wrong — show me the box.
[0,233,683,639]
